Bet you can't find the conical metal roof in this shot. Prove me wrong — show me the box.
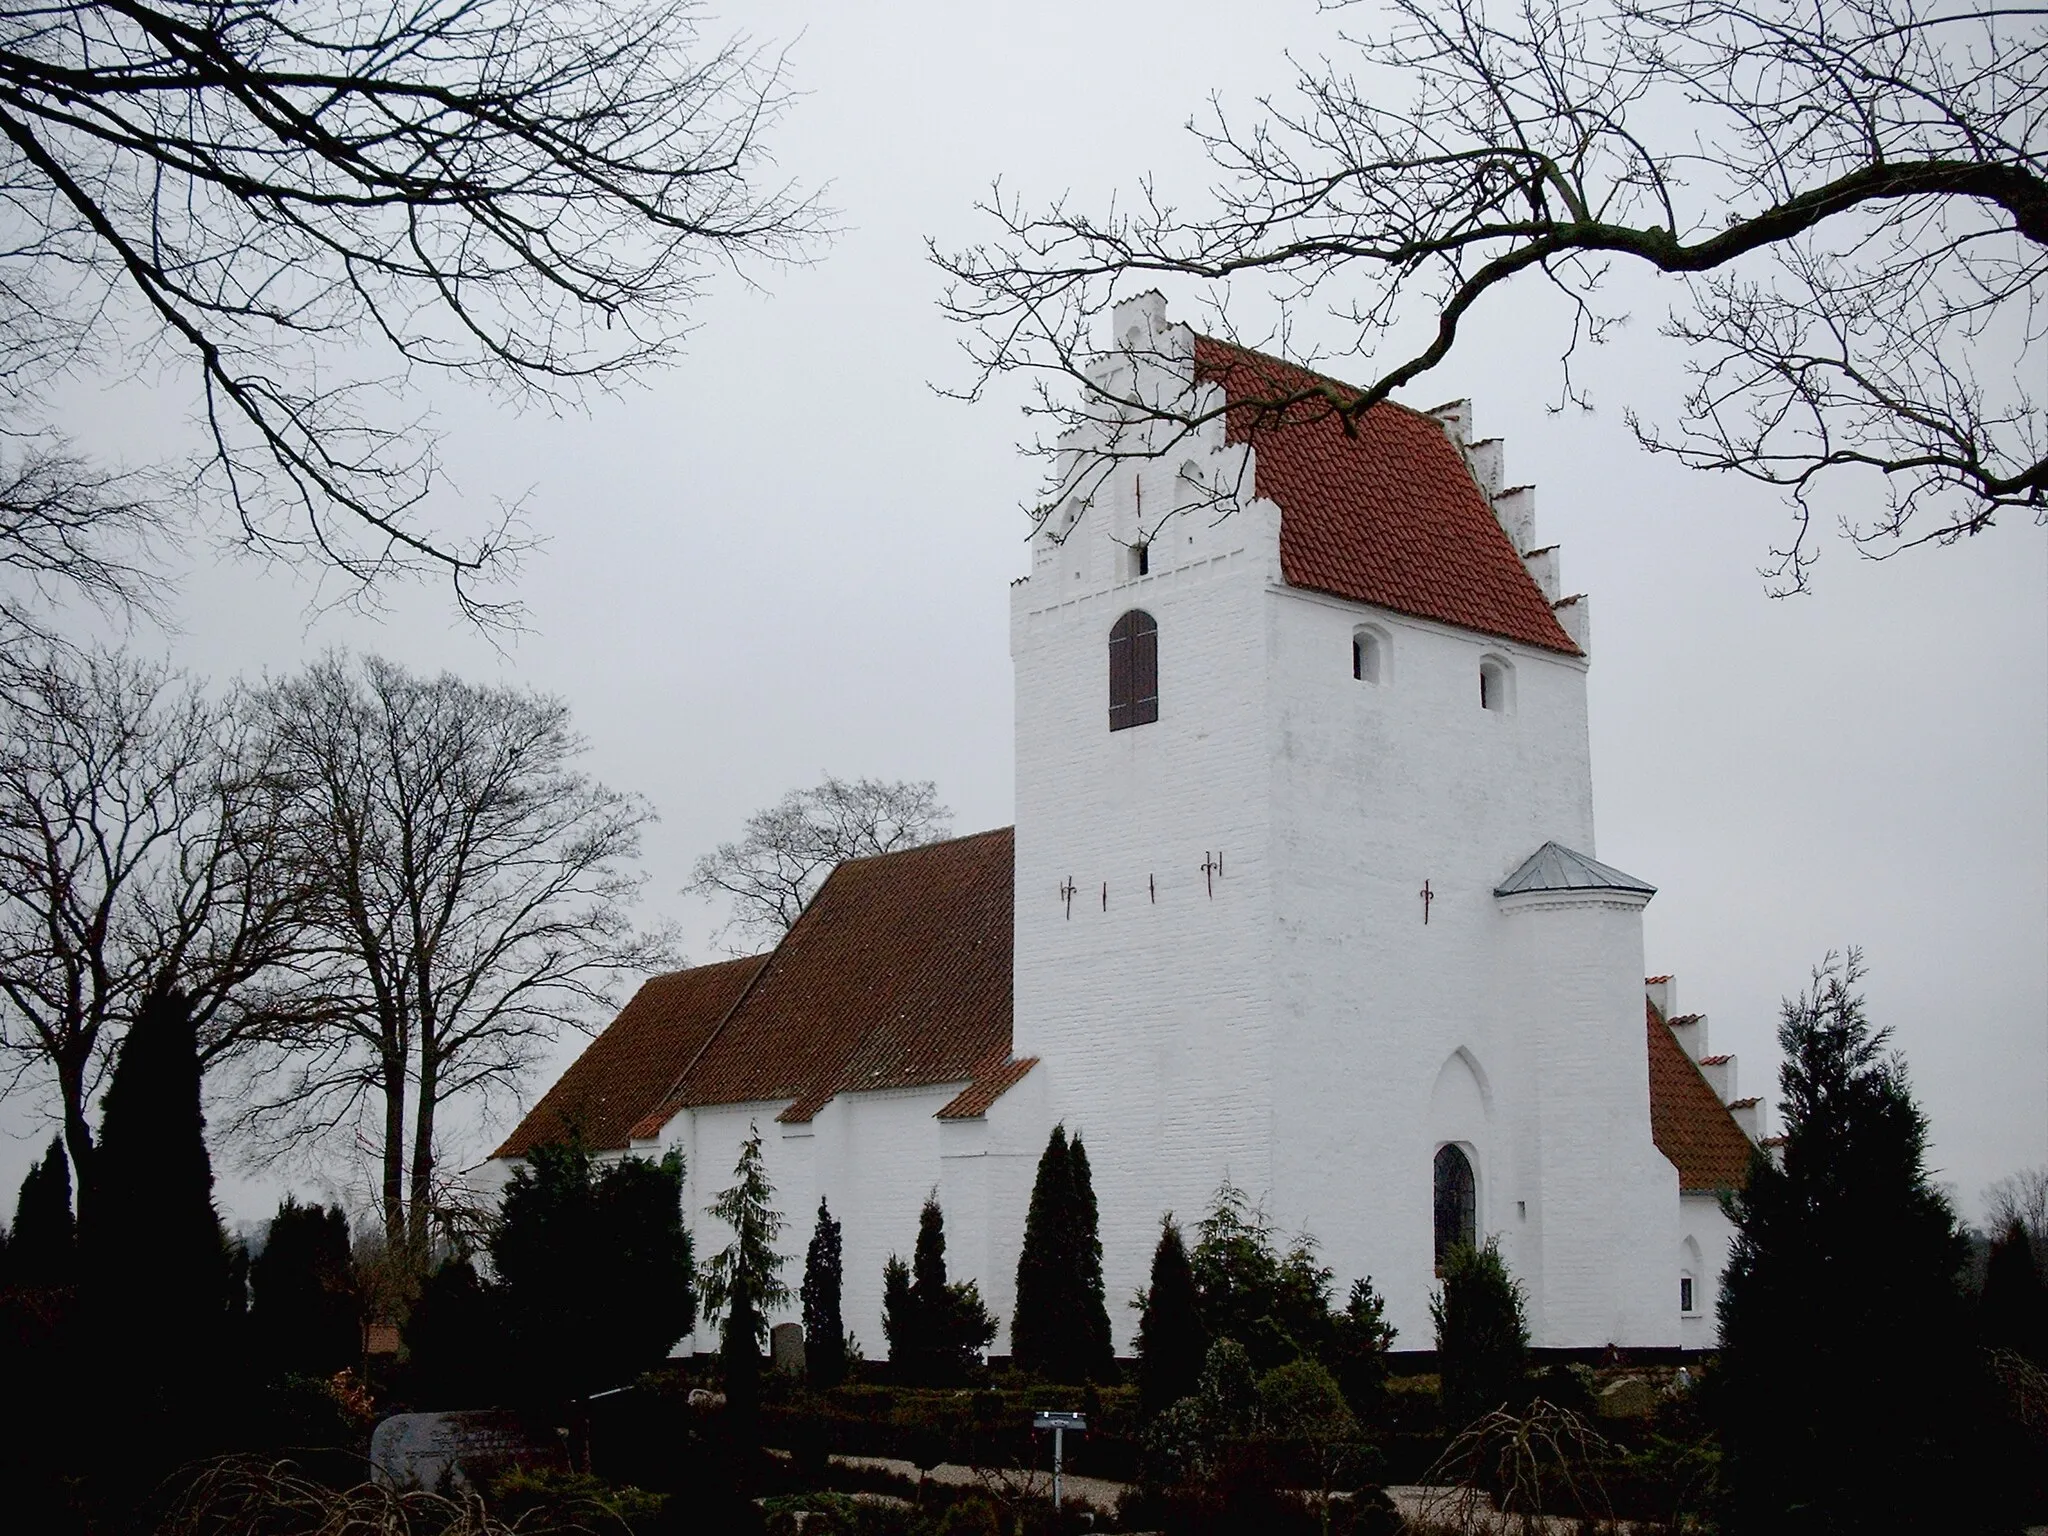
[1494,840,1656,899]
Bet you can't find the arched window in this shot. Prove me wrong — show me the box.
[1109,610,1159,731]
[1353,626,1387,684]
[1434,1143,1477,1271]
[1479,655,1514,713]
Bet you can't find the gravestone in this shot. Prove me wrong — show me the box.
[771,1322,806,1375]
[1596,1376,1659,1419]
[369,1410,566,1494]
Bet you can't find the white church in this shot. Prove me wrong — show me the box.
[490,294,1762,1359]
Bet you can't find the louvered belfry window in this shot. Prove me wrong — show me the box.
[1434,1143,1477,1271]
[1108,610,1159,731]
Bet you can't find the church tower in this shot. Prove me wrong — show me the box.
[1009,294,1679,1351]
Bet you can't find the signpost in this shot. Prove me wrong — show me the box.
[1031,1412,1087,1510]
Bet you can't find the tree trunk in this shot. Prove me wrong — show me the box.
[408,1039,438,1257]
[382,1047,408,1252]
[59,1054,97,1231]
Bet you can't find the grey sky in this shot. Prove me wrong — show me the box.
[4,0,2042,1232]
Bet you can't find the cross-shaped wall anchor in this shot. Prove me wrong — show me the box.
[1060,877,1077,920]
[1201,851,1224,897]
[1420,879,1435,925]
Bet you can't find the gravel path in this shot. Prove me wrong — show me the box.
[827,1453,1128,1512]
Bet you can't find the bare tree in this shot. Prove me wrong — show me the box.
[245,654,673,1253]
[688,775,952,951]
[938,0,2045,586]
[0,0,822,619]
[0,648,301,1210]
[1987,1166,2048,1253]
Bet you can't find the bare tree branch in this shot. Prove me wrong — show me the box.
[687,774,953,953]
[0,0,825,621]
[935,0,2046,588]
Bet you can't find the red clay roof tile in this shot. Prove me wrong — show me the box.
[654,828,1017,1126]
[1646,1000,1759,1193]
[1193,338,1581,655]
[493,954,768,1157]
[937,1056,1040,1120]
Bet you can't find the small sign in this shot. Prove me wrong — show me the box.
[1032,1411,1087,1431]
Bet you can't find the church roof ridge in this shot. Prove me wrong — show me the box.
[1495,840,1656,898]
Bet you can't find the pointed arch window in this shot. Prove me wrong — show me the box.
[1108,610,1159,731]
[1434,1143,1477,1271]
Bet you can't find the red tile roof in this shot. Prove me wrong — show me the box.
[1193,338,1580,655]
[1646,1000,1759,1193]
[938,1056,1040,1120]
[493,954,769,1157]
[640,827,1020,1129]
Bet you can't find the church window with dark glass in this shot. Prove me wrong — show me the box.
[1434,1143,1476,1271]
[1108,610,1159,731]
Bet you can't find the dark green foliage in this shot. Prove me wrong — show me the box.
[1325,1276,1396,1423]
[87,988,231,1358]
[1137,1216,1208,1418]
[888,1196,998,1386]
[1714,953,1991,1535]
[802,1197,848,1388]
[250,1196,360,1377]
[1430,1239,1528,1428]
[1067,1135,1114,1379]
[404,1256,503,1407]
[6,1137,75,1288]
[493,1139,696,1406]
[1982,1219,2048,1364]
[1009,1123,1071,1376]
[1189,1181,1337,1373]
[702,1126,787,1428]
[882,1254,914,1368]
[1010,1125,1112,1382]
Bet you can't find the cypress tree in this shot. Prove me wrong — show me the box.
[801,1197,847,1388]
[909,1193,948,1384]
[882,1254,914,1374]
[1327,1275,1397,1422]
[88,988,228,1357]
[7,1137,76,1289]
[406,1255,504,1406]
[1068,1134,1114,1381]
[1137,1216,1207,1417]
[1714,954,1985,1534]
[250,1196,360,1377]
[1430,1239,1528,1427]
[1011,1124,1074,1377]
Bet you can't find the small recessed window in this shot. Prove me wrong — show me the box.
[1135,542,1150,577]
[1108,609,1159,731]
[1680,1274,1696,1314]
[1352,626,1385,684]
[1479,656,1514,714]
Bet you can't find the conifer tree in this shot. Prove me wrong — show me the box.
[1010,1124,1073,1375]
[1430,1239,1528,1427]
[1715,955,1990,1534]
[1068,1134,1114,1380]
[250,1196,360,1377]
[1137,1216,1208,1418]
[494,1140,695,1406]
[87,988,229,1357]
[1327,1276,1397,1422]
[406,1255,504,1407]
[801,1197,847,1388]
[1982,1219,2047,1365]
[7,1137,76,1288]
[882,1254,914,1373]
[702,1126,788,1423]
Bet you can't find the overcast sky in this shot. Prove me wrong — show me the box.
[4,0,2043,1232]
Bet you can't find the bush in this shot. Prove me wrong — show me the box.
[1429,1239,1527,1428]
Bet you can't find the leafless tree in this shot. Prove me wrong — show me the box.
[938,0,2045,587]
[0,0,822,621]
[0,648,302,1211]
[1987,1166,2048,1253]
[243,653,673,1254]
[688,774,953,951]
